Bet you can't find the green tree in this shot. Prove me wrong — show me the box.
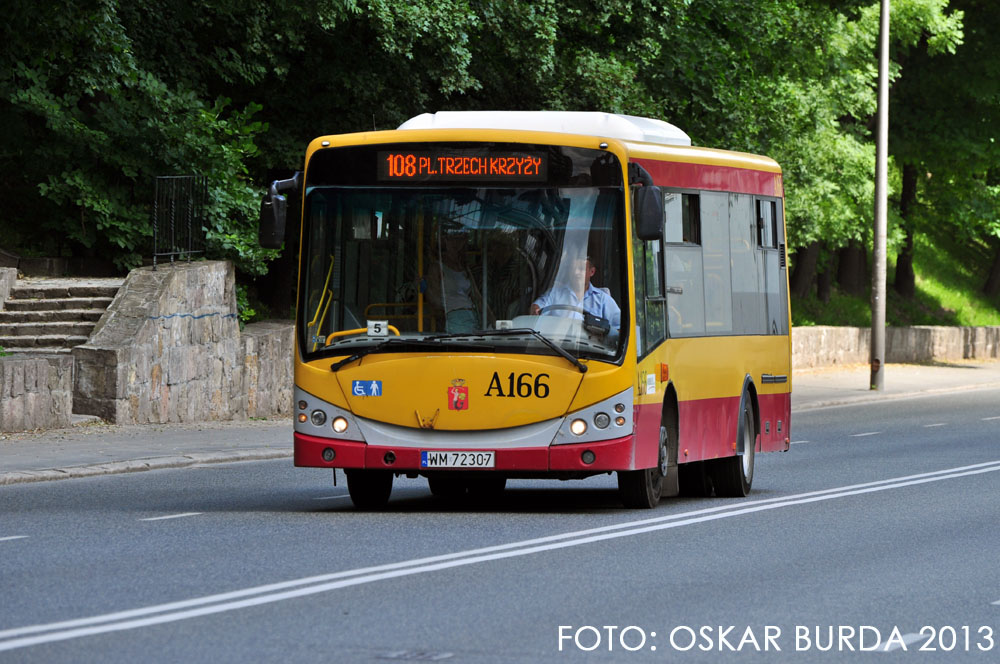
[889,0,1000,298]
[0,0,272,273]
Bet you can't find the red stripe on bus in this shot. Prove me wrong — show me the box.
[634,390,791,463]
[634,158,782,196]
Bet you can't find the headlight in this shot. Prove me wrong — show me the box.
[310,410,327,426]
[593,412,610,429]
[570,419,588,436]
[332,417,349,433]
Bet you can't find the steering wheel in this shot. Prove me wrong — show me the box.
[540,304,585,316]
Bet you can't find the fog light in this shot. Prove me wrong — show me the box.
[310,410,327,426]
[570,418,587,436]
[332,416,348,433]
[615,416,626,426]
[321,447,336,462]
[298,400,308,410]
[593,412,610,429]
[614,403,625,413]
[383,451,396,465]
[581,450,596,464]
[297,413,308,423]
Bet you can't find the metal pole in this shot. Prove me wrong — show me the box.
[152,178,160,271]
[870,0,890,390]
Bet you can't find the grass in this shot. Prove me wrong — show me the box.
[791,224,1000,327]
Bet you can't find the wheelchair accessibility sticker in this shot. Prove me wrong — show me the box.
[352,380,383,397]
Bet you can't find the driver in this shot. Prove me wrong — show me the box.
[530,255,621,336]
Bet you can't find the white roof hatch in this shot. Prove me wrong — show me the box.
[398,111,691,147]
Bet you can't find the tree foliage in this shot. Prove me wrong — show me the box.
[0,0,995,307]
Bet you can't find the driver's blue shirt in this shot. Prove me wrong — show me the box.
[533,283,621,333]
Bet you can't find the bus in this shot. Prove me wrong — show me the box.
[260,111,791,509]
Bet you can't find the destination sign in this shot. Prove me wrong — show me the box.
[377,151,547,181]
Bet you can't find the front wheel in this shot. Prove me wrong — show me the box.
[618,422,670,509]
[346,469,393,509]
[710,400,755,497]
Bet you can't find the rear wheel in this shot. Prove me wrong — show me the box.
[710,400,755,497]
[346,469,393,509]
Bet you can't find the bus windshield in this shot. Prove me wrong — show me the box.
[298,144,627,364]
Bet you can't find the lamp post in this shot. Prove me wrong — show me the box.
[871,0,890,391]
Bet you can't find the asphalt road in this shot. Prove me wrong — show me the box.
[1,389,999,663]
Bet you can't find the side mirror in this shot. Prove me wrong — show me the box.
[259,195,287,249]
[259,172,302,249]
[634,185,663,241]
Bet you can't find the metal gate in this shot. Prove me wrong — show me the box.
[152,175,207,269]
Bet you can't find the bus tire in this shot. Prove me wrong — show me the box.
[617,417,672,509]
[346,469,393,509]
[711,399,755,497]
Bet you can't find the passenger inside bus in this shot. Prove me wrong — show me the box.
[530,254,621,339]
[424,227,481,333]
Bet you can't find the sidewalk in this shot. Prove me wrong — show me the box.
[3,361,999,485]
[792,360,1000,410]
[0,419,291,485]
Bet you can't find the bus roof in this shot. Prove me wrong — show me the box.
[398,111,692,147]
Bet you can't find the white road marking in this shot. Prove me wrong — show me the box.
[880,632,924,652]
[312,495,351,501]
[0,536,28,542]
[138,513,202,522]
[922,423,946,428]
[789,440,811,445]
[850,431,881,437]
[3,460,1000,652]
[983,416,1000,421]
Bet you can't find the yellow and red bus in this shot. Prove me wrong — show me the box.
[260,111,791,509]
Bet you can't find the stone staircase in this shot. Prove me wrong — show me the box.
[0,277,124,355]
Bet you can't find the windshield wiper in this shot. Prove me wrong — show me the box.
[328,336,485,371]
[473,328,588,373]
[329,329,587,373]
[330,338,400,372]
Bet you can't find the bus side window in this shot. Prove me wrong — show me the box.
[632,232,646,356]
[700,192,733,334]
[664,193,700,244]
[632,198,666,356]
[755,197,787,335]
[730,194,764,335]
[643,237,666,349]
[664,192,705,338]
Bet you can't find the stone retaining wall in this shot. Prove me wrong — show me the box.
[793,325,1000,368]
[0,355,73,432]
[4,259,998,433]
[71,261,292,425]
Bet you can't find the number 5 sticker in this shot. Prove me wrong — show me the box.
[367,320,389,336]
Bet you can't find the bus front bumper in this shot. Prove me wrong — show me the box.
[293,431,636,473]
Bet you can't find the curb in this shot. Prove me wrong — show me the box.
[5,379,999,486]
[0,449,292,486]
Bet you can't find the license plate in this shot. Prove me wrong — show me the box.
[420,451,495,468]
